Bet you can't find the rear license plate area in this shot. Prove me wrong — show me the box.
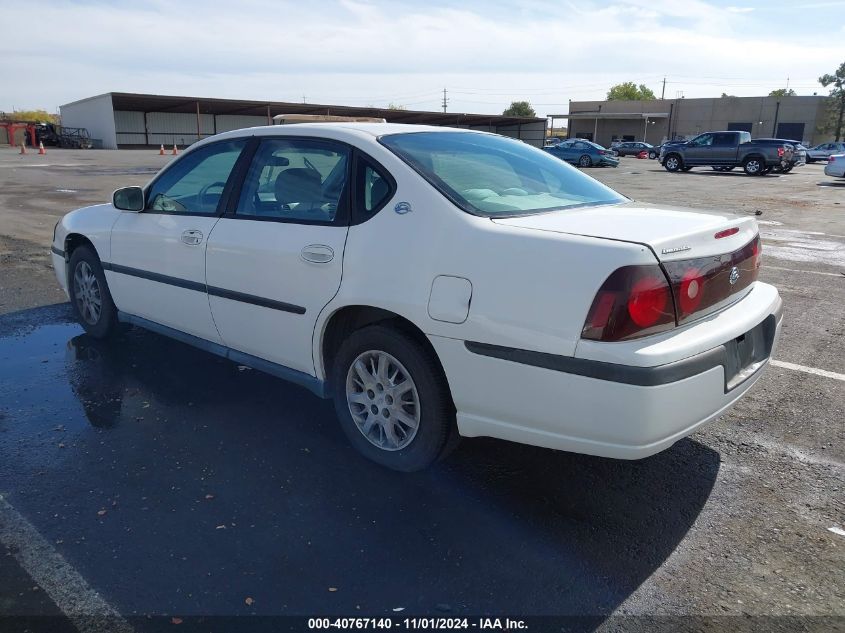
[723,314,777,391]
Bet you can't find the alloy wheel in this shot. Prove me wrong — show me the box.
[73,261,102,325]
[345,350,421,451]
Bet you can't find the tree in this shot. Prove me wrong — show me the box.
[721,93,737,98]
[387,103,406,110]
[819,61,845,141]
[1,109,58,123]
[606,82,656,101]
[502,101,536,117]
[769,88,796,97]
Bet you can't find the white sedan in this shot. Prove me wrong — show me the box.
[51,123,782,471]
[825,154,845,178]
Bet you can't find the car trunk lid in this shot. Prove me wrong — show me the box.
[490,201,758,262]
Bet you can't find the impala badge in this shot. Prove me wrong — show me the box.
[729,266,740,285]
[662,245,691,254]
[394,201,412,215]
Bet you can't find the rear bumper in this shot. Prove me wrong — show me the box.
[430,283,782,459]
[825,160,845,177]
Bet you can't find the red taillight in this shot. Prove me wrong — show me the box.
[581,265,675,342]
[829,155,837,162]
[778,147,785,157]
[583,236,763,340]
[628,276,670,328]
[663,235,760,323]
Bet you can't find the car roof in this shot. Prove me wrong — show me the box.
[187,122,493,153]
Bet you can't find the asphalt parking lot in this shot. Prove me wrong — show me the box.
[0,147,843,632]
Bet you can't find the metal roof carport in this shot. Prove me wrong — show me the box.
[60,92,547,149]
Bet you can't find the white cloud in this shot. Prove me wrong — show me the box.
[0,0,834,115]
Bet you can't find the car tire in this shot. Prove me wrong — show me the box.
[578,155,592,167]
[648,151,657,159]
[663,154,682,172]
[67,245,119,339]
[743,157,765,176]
[331,324,456,472]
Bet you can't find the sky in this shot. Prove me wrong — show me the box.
[1,0,843,116]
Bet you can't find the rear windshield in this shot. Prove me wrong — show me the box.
[380,132,626,217]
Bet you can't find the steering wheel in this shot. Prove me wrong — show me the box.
[199,181,227,207]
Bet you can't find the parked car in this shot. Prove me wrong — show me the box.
[807,142,845,162]
[647,143,670,159]
[753,138,807,173]
[51,123,781,471]
[544,139,619,167]
[611,141,654,157]
[825,154,845,178]
[543,137,564,148]
[660,131,794,175]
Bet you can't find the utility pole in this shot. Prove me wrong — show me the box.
[661,77,666,100]
[786,76,790,91]
[442,88,448,113]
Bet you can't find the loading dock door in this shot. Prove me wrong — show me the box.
[776,123,805,142]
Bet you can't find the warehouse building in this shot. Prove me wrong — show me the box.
[59,92,547,149]
[555,95,832,147]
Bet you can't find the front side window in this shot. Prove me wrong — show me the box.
[689,134,714,147]
[236,138,350,222]
[380,132,625,217]
[146,139,247,214]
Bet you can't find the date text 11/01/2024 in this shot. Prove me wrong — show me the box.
[308,617,528,630]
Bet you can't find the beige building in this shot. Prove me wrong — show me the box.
[556,95,832,147]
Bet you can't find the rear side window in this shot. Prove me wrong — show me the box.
[235,138,350,223]
[146,139,247,214]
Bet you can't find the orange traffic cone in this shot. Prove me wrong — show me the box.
[172,144,178,155]
[38,141,46,155]
[19,141,26,155]
[159,144,165,155]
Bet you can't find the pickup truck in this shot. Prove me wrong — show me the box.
[660,131,794,176]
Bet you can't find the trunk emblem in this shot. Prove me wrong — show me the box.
[661,245,691,254]
[729,266,740,285]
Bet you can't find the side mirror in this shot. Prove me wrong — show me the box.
[112,186,144,212]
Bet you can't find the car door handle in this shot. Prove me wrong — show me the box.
[300,244,334,263]
[181,230,203,245]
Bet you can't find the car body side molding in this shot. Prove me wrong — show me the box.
[102,262,306,314]
[116,311,328,398]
